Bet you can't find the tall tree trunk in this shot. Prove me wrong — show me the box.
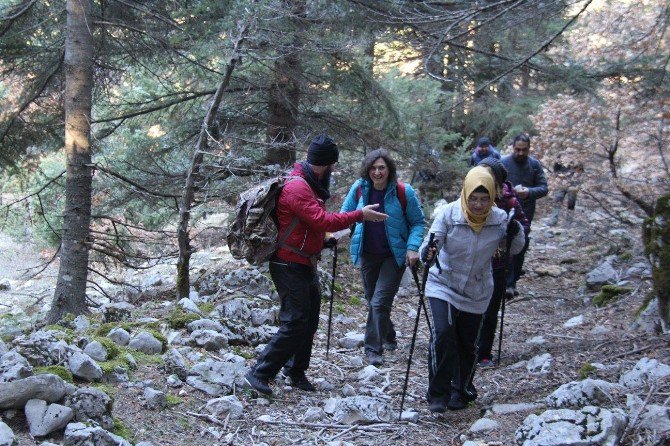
[265,0,304,166]
[176,24,247,299]
[48,0,94,323]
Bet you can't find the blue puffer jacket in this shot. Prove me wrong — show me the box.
[341,177,425,267]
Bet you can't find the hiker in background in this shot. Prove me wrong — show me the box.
[420,166,525,413]
[501,134,548,298]
[244,135,389,397]
[469,137,501,167]
[548,155,583,227]
[341,148,425,366]
[475,158,530,368]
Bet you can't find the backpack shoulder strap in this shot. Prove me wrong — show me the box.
[396,180,407,213]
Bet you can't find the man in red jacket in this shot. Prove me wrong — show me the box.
[245,135,388,396]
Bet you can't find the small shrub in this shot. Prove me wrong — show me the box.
[593,285,632,307]
[578,362,597,380]
[166,309,200,329]
[199,302,215,313]
[112,418,132,440]
[34,365,74,383]
[348,296,363,306]
[334,303,345,314]
[93,337,121,359]
[166,394,182,406]
[130,350,164,365]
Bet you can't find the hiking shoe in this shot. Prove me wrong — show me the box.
[429,399,446,413]
[505,286,516,300]
[383,341,398,352]
[244,370,273,396]
[478,358,496,369]
[447,392,466,411]
[366,352,383,366]
[288,374,316,392]
[514,288,520,296]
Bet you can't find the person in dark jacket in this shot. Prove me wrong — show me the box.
[341,148,425,366]
[475,158,530,368]
[500,134,548,297]
[469,137,501,167]
[244,135,388,397]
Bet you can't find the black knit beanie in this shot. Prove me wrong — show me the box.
[478,157,507,184]
[307,134,339,166]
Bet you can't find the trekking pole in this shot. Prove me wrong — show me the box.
[399,233,435,420]
[411,264,432,335]
[326,243,338,359]
[497,209,516,366]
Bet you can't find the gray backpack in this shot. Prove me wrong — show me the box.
[226,176,306,265]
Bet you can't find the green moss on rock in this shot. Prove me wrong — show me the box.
[166,308,200,329]
[34,365,74,383]
[593,285,632,307]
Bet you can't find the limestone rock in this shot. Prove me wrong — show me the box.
[619,357,670,389]
[186,318,224,333]
[325,396,392,424]
[0,421,16,446]
[128,331,163,354]
[25,399,74,437]
[205,395,243,420]
[107,327,130,346]
[83,341,108,362]
[515,406,628,446]
[546,379,622,408]
[585,262,618,289]
[143,388,167,410]
[63,422,132,446]
[64,387,114,430]
[338,332,365,349]
[527,353,553,374]
[101,302,135,323]
[163,348,188,380]
[186,358,247,396]
[188,329,228,351]
[68,352,103,381]
[469,418,498,434]
[0,374,75,410]
[0,351,33,382]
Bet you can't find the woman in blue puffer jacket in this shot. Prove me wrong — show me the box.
[341,148,425,366]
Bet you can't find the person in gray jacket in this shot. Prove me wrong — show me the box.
[420,166,525,412]
[500,134,548,297]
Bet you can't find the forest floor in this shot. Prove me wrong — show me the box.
[3,193,669,446]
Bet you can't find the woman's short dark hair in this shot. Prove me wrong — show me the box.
[359,148,397,181]
[512,133,531,146]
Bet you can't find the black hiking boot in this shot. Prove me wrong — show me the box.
[288,374,316,392]
[244,370,273,396]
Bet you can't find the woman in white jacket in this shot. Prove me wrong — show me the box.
[420,166,525,413]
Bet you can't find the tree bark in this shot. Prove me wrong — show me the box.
[176,23,248,299]
[265,0,305,166]
[48,0,94,323]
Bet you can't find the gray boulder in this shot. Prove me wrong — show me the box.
[188,329,228,351]
[585,261,618,289]
[63,422,131,446]
[515,406,628,446]
[0,374,75,409]
[143,388,167,410]
[250,308,277,326]
[619,357,670,389]
[0,351,33,382]
[302,407,326,423]
[324,396,392,424]
[217,298,252,321]
[83,341,108,362]
[0,340,7,356]
[178,297,202,315]
[162,348,188,380]
[489,403,545,415]
[627,394,670,434]
[0,421,15,446]
[107,327,130,346]
[72,316,90,333]
[128,331,163,354]
[65,387,114,430]
[25,399,74,437]
[68,352,103,381]
[101,302,135,323]
[469,418,498,434]
[546,379,622,408]
[205,395,243,420]
[338,332,365,349]
[527,353,553,374]
[13,331,73,366]
[187,358,247,396]
[186,318,224,333]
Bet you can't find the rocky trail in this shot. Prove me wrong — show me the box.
[0,194,669,446]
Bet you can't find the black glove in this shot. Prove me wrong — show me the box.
[323,236,337,250]
[507,220,521,238]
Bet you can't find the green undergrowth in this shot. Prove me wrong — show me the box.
[166,308,200,329]
[34,365,74,383]
[593,285,632,307]
[578,362,597,380]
